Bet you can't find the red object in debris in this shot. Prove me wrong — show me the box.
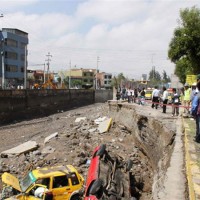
[84,145,104,200]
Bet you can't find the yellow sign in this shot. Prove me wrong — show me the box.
[186,75,197,86]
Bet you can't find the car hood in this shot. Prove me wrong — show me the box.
[2,172,21,192]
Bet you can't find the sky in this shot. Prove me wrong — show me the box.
[1,0,200,79]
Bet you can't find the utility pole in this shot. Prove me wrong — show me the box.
[96,56,100,89]
[69,60,71,89]
[1,14,4,89]
[24,45,27,89]
[1,39,4,89]
[46,52,52,82]
[151,53,155,80]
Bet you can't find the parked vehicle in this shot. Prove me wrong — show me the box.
[1,165,84,200]
[145,89,153,100]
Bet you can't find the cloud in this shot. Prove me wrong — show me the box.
[0,0,39,12]
[1,0,200,79]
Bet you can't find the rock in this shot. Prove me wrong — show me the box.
[44,132,58,144]
[42,146,55,154]
[1,141,38,157]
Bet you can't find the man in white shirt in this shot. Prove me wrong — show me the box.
[162,86,168,113]
[151,86,160,109]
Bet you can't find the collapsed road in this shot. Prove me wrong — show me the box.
[0,102,187,199]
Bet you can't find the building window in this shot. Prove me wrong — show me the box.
[20,42,26,49]
[5,38,18,47]
[21,54,25,61]
[5,51,18,60]
[84,79,87,82]
[5,64,18,72]
[83,73,87,76]
[21,67,24,72]
[104,81,107,84]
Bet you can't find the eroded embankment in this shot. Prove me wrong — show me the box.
[108,103,176,199]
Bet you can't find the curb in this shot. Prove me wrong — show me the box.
[183,117,200,199]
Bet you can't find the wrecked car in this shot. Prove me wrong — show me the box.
[84,144,136,200]
[1,165,84,200]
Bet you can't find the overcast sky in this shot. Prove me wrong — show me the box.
[1,0,200,79]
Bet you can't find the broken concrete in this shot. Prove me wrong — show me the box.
[1,141,38,157]
[98,118,112,133]
[75,117,86,123]
[44,132,58,144]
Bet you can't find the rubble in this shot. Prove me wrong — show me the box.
[0,103,176,200]
[44,132,58,144]
[1,141,38,158]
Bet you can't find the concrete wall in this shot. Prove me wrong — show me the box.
[95,89,113,103]
[0,89,113,124]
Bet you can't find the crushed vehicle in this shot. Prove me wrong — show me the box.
[1,165,84,200]
[84,144,137,200]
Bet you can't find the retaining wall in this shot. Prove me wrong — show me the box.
[0,89,113,124]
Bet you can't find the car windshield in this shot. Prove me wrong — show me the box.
[146,91,152,94]
[20,172,37,192]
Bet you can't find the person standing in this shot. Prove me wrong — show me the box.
[162,86,168,113]
[191,81,200,142]
[151,86,160,109]
[183,83,191,114]
[127,88,132,103]
[171,88,180,116]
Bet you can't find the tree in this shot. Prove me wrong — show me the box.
[168,6,200,82]
[111,73,126,91]
[148,68,161,81]
[162,70,171,83]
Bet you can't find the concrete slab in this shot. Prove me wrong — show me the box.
[44,132,58,144]
[94,116,107,124]
[98,118,112,133]
[1,141,38,157]
[75,117,86,123]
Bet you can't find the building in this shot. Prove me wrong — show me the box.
[59,68,112,89]
[97,72,112,89]
[0,28,28,89]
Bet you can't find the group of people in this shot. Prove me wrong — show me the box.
[116,87,146,105]
[151,80,200,117]
[151,86,181,116]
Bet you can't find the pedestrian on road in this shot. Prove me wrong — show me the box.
[191,75,200,142]
[151,86,160,109]
[162,86,168,113]
[183,83,191,114]
[171,88,180,117]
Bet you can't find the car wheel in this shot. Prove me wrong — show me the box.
[96,144,106,157]
[126,159,133,171]
[70,194,81,200]
[89,179,103,195]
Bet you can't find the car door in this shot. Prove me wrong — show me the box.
[51,175,71,200]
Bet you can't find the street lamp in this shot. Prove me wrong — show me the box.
[96,56,100,89]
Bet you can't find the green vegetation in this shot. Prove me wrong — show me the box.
[148,68,171,87]
[168,6,200,83]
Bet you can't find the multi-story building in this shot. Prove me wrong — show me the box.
[65,68,95,89]
[97,72,112,89]
[0,28,28,89]
[63,68,112,89]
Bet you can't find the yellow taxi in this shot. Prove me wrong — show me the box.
[145,88,153,100]
[1,165,84,200]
